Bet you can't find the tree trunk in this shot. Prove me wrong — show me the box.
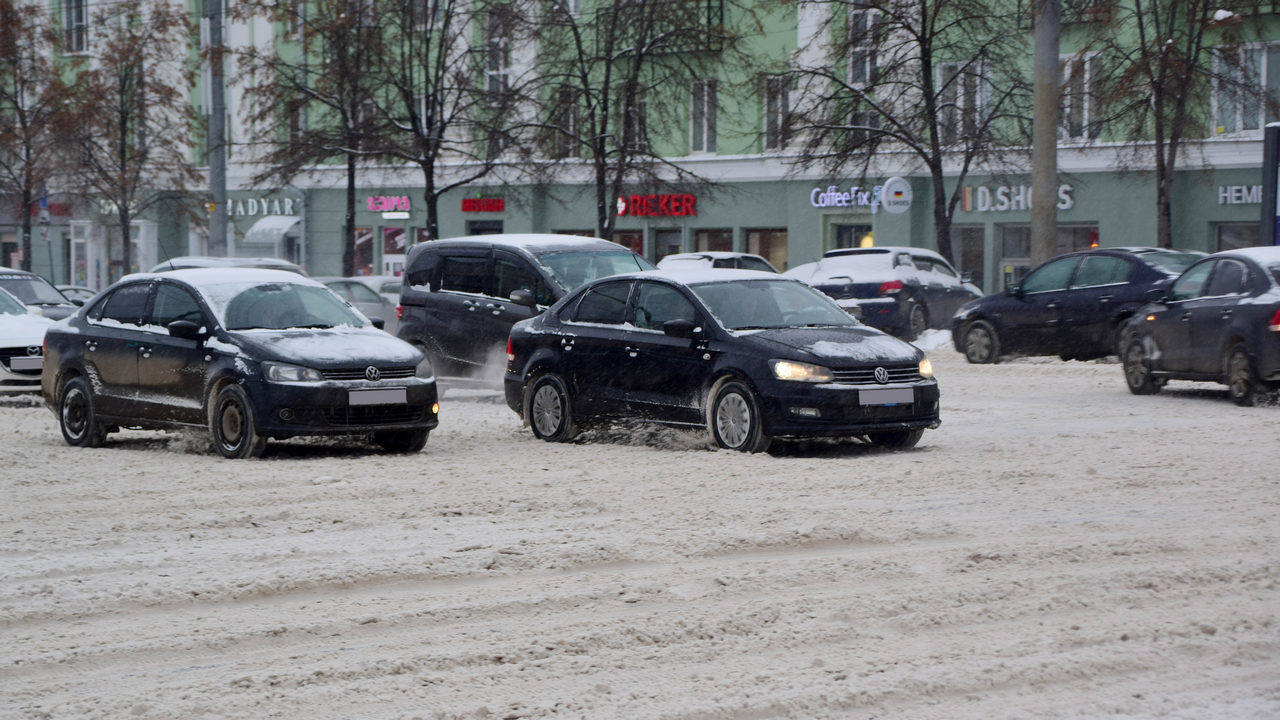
[343,156,356,276]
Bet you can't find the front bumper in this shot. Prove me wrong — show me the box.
[0,349,43,394]
[756,379,940,438]
[240,378,440,437]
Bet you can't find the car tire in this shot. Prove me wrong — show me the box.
[527,373,578,442]
[1225,344,1264,407]
[709,380,771,453]
[906,304,928,341]
[59,375,107,448]
[961,320,1000,364]
[1122,339,1163,395]
[866,428,924,449]
[210,384,267,459]
[373,428,429,453]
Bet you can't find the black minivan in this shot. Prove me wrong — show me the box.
[397,234,653,381]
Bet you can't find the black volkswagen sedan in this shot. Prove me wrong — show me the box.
[951,247,1203,363]
[41,269,439,458]
[1119,247,1280,406]
[504,269,940,452]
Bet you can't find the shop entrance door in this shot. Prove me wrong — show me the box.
[834,224,873,250]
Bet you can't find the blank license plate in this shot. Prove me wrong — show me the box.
[859,387,913,406]
[10,356,42,371]
[349,387,406,406]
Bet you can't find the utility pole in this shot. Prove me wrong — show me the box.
[1030,0,1060,267]
[206,0,227,256]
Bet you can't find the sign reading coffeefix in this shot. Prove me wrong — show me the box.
[616,193,697,217]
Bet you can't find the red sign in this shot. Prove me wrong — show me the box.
[616,193,697,217]
[366,195,410,212]
[462,198,505,212]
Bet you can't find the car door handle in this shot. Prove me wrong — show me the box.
[1045,301,1059,309]
[1220,309,1232,319]
[560,336,575,351]
[625,346,639,358]
[1180,312,1192,322]
[84,340,97,352]
[485,303,503,316]
[1098,295,1113,303]
[139,348,151,358]
[462,300,479,312]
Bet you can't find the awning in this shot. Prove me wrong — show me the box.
[243,215,301,245]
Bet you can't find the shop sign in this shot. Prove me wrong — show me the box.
[616,193,697,217]
[228,197,298,217]
[1218,185,1261,205]
[808,178,912,214]
[960,184,1074,212]
[366,195,411,213]
[462,198,506,212]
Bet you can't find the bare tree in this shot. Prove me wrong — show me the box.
[1089,0,1270,248]
[788,0,1032,264]
[233,0,389,275]
[64,0,201,279]
[0,0,75,271]
[527,0,751,241]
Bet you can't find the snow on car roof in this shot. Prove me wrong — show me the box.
[1219,246,1280,266]
[430,234,625,252]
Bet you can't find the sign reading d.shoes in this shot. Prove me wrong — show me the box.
[879,177,913,214]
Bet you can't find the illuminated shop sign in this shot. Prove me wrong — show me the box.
[462,198,506,212]
[1218,185,1261,205]
[808,177,912,214]
[366,195,411,213]
[960,184,1075,212]
[227,197,298,217]
[616,193,698,217]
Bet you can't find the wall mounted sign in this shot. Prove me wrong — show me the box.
[960,184,1075,212]
[1218,185,1261,205]
[616,193,697,217]
[227,197,299,217]
[809,178,911,214]
[462,198,506,212]
[366,196,411,213]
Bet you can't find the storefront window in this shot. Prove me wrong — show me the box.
[353,226,374,276]
[1217,223,1259,251]
[833,224,873,250]
[614,231,643,255]
[383,228,407,275]
[951,225,985,290]
[654,229,683,261]
[746,228,788,271]
[695,228,732,252]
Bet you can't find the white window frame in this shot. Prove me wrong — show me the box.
[623,86,647,152]
[484,10,511,97]
[551,87,579,159]
[938,60,989,146]
[1212,44,1269,136]
[847,9,879,88]
[764,74,791,151]
[1060,52,1102,141]
[690,79,717,154]
[64,0,88,53]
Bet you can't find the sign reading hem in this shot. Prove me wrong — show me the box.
[808,177,912,214]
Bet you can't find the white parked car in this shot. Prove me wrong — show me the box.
[657,252,779,273]
[0,287,55,394]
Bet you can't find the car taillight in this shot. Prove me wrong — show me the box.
[506,336,515,362]
[396,305,403,320]
[879,280,904,295]
[1269,307,1280,333]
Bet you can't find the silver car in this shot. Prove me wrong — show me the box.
[317,277,400,335]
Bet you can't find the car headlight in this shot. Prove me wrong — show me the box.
[919,357,934,378]
[415,354,435,380]
[770,359,833,383]
[263,361,324,383]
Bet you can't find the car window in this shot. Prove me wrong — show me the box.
[440,255,487,294]
[151,283,204,328]
[1020,257,1077,293]
[1204,259,1249,297]
[379,280,401,295]
[223,283,365,330]
[0,289,26,314]
[0,273,68,304]
[1071,256,1131,288]
[692,278,855,330]
[98,283,151,325]
[634,282,698,331]
[345,282,384,303]
[536,250,654,291]
[1143,251,1204,275]
[494,257,554,306]
[569,281,631,325]
[928,259,959,279]
[1169,261,1214,301]
[739,256,776,273]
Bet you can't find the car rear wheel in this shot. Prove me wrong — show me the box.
[709,380,771,453]
[866,428,924,449]
[59,376,107,448]
[962,320,1000,364]
[1123,339,1163,395]
[373,428,429,453]
[211,384,267,459]
[905,304,928,341]
[1225,344,1265,407]
[528,373,578,442]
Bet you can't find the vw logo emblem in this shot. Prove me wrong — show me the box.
[365,366,381,382]
[874,366,889,384]
[26,346,41,357]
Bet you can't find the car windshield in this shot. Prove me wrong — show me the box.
[690,278,858,330]
[1269,265,1280,286]
[1142,251,1204,274]
[217,282,367,330]
[810,252,896,281]
[0,289,27,315]
[0,274,69,305]
[536,250,655,291]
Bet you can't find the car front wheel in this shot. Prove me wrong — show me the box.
[962,320,1000,364]
[528,373,578,442]
[1123,339,1163,395]
[59,375,107,448]
[211,384,267,459]
[866,428,924,449]
[709,380,771,453]
[1225,344,1266,407]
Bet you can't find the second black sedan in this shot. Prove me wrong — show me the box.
[41,268,439,458]
[951,247,1203,363]
[1119,247,1280,406]
[504,269,941,452]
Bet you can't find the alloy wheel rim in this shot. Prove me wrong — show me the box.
[966,329,991,362]
[1228,352,1250,398]
[62,388,87,437]
[220,402,245,446]
[532,385,563,436]
[716,392,750,448]
[1125,345,1149,387]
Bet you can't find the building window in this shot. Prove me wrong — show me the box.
[694,229,732,252]
[764,75,791,151]
[64,0,87,52]
[691,79,717,153]
[287,0,305,39]
[554,0,579,17]
[412,0,442,29]
[1213,45,1273,135]
[1217,223,1259,251]
[848,9,879,87]
[746,228,787,271]
[287,100,307,146]
[484,10,511,99]
[938,61,988,145]
[1061,53,1102,140]
[551,87,579,159]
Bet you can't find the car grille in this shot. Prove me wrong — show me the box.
[320,365,416,381]
[0,348,42,377]
[322,404,425,426]
[830,365,921,385]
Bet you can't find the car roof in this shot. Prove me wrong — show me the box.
[151,256,307,275]
[577,267,793,287]
[660,252,761,261]
[1216,246,1280,265]
[822,246,945,260]
[123,267,324,288]
[416,234,628,254]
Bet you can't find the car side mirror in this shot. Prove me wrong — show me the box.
[71,299,85,307]
[1144,288,1168,303]
[960,271,973,284]
[1005,282,1022,296]
[370,317,386,330]
[509,289,536,308]
[663,319,704,340]
[168,320,209,341]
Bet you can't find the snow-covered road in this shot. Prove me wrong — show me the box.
[3,339,1277,719]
